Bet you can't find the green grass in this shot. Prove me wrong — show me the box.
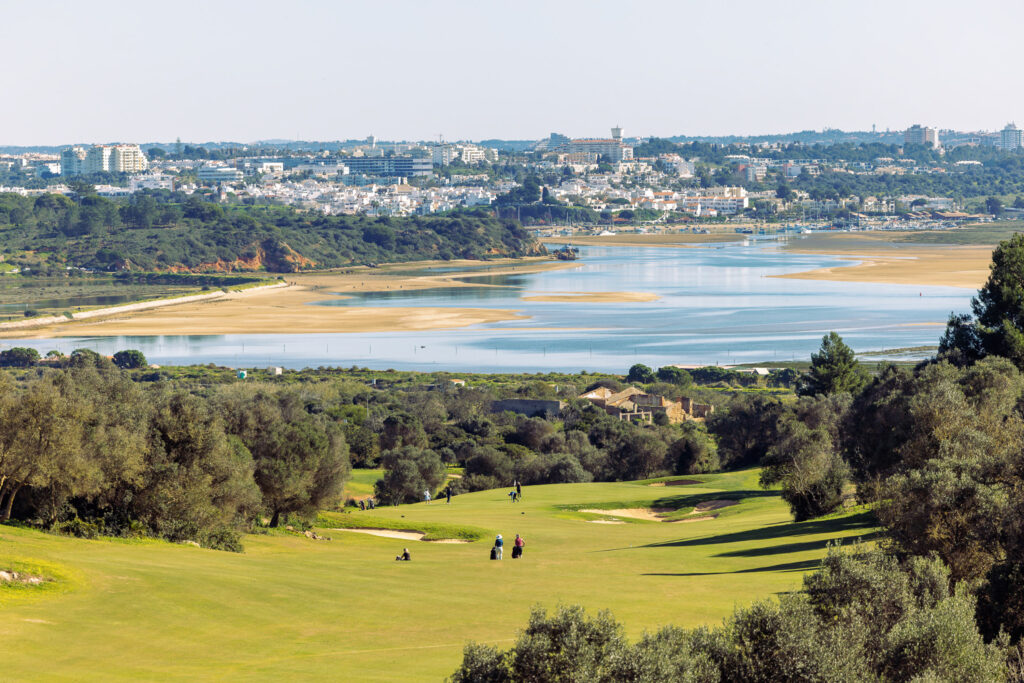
[0,468,878,680]
[319,511,488,541]
[342,468,383,499]
[893,220,1023,245]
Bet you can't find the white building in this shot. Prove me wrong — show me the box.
[110,145,149,173]
[197,164,243,184]
[432,143,497,166]
[1000,123,1023,151]
[61,144,148,175]
[60,147,87,175]
[129,174,175,191]
[564,137,633,163]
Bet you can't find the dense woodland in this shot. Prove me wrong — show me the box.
[0,348,775,548]
[0,192,543,272]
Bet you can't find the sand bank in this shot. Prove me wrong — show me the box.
[776,246,991,289]
[767,233,992,289]
[520,291,660,303]
[0,259,569,338]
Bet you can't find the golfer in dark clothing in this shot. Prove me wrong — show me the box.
[446,487,452,504]
[516,482,522,500]
[396,548,411,561]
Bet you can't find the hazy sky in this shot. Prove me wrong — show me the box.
[3,0,1023,145]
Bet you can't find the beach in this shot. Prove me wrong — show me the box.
[0,258,573,338]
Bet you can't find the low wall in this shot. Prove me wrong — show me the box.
[0,281,289,332]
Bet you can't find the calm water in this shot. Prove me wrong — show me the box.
[0,293,136,312]
[2,242,972,372]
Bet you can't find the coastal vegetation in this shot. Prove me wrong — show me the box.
[0,192,543,273]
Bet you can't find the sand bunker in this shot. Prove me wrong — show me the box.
[333,528,469,542]
[692,499,738,513]
[588,519,626,524]
[648,479,701,487]
[581,507,673,522]
[672,516,717,523]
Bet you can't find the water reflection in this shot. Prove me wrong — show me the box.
[2,244,971,372]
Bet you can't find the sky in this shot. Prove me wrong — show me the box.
[3,0,1023,145]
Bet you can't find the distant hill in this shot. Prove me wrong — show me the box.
[0,193,545,273]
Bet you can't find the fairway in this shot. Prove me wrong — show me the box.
[0,469,877,681]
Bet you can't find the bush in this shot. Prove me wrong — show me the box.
[0,346,40,367]
[112,349,148,369]
[451,547,1008,681]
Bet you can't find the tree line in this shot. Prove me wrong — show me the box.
[0,192,543,272]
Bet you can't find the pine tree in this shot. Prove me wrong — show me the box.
[799,332,867,396]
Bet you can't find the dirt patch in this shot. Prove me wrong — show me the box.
[581,507,674,522]
[692,499,738,513]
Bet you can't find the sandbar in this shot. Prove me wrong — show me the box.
[776,243,991,289]
[0,258,574,338]
[521,291,660,303]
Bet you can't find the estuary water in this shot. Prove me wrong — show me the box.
[2,242,973,372]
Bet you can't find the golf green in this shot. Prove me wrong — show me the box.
[0,469,877,680]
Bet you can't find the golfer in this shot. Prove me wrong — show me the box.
[512,534,525,559]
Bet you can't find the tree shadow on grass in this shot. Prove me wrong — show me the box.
[714,531,882,558]
[600,510,878,553]
[557,489,777,514]
[642,558,823,576]
[649,489,778,510]
[643,510,877,549]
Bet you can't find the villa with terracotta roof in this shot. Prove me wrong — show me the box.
[578,386,713,424]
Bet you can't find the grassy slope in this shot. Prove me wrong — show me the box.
[0,469,877,681]
[342,468,383,499]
